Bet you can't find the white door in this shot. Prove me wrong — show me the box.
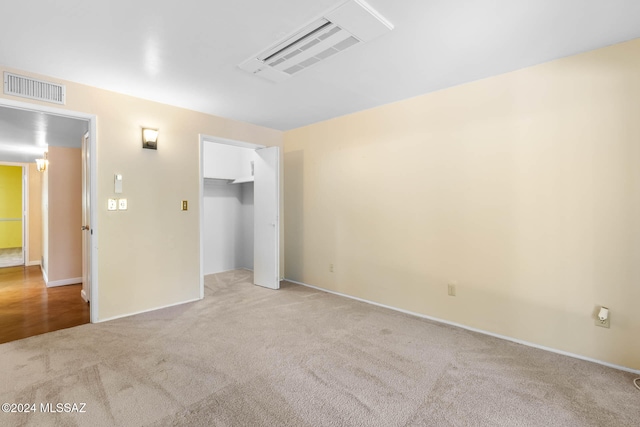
[81,132,91,302]
[253,146,280,289]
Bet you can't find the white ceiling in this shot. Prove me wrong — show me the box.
[0,106,88,163]
[1,0,639,131]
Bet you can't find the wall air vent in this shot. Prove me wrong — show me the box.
[3,72,66,104]
[238,0,393,83]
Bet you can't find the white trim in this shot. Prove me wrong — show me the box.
[200,134,266,150]
[98,297,202,323]
[26,260,41,267]
[40,264,48,284]
[203,267,254,276]
[0,98,94,120]
[46,277,82,288]
[286,278,640,375]
[0,97,99,323]
[198,135,204,299]
[23,165,28,267]
[88,122,97,322]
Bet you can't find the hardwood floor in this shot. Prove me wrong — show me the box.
[0,265,89,344]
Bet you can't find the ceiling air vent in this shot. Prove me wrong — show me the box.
[3,72,66,105]
[238,0,393,83]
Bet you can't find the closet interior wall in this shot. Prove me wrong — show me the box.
[202,142,255,275]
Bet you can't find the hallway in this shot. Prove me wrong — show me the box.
[0,265,89,344]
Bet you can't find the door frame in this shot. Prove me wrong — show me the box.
[0,161,27,267]
[198,134,267,298]
[0,98,99,323]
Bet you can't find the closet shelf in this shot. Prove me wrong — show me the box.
[230,176,254,184]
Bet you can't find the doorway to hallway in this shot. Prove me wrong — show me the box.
[0,265,89,344]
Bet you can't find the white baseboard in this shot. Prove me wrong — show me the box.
[286,278,640,375]
[46,277,82,288]
[26,260,41,267]
[40,266,48,284]
[204,267,254,275]
[98,297,202,323]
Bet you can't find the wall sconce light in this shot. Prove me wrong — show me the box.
[36,152,48,172]
[142,128,159,150]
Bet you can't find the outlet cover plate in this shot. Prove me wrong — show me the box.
[595,317,610,328]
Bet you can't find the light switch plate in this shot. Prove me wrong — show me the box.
[447,283,456,296]
[108,199,117,211]
[181,200,188,211]
[114,174,123,194]
[118,199,128,210]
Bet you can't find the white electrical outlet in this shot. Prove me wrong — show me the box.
[595,317,610,328]
[108,199,117,211]
[118,199,128,210]
[329,263,334,273]
[595,306,610,328]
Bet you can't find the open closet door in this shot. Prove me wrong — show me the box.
[254,146,280,289]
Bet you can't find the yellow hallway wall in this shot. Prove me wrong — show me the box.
[284,38,640,370]
[0,66,283,321]
[0,165,22,248]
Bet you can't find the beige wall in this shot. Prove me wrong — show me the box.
[0,66,282,320]
[284,38,640,370]
[46,146,82,282]
[28,163,42,264]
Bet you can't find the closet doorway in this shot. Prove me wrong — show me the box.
[199,136,280,292]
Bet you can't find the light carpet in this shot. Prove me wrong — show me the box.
[0,269,638,426]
